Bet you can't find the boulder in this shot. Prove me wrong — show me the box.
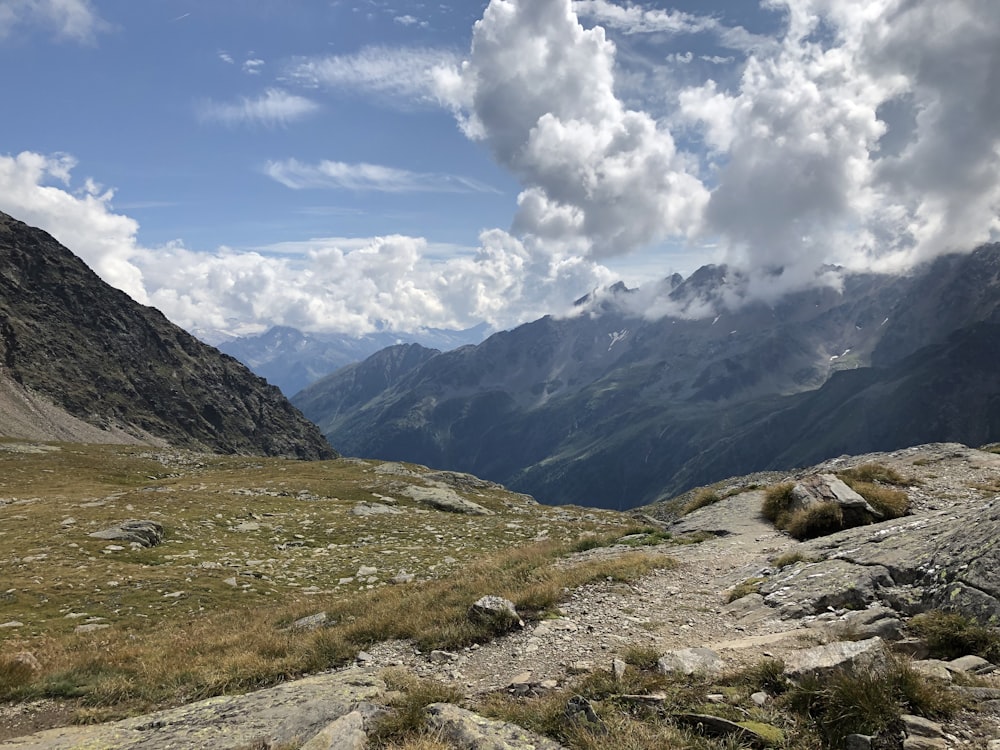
[425,703,566,750]
[657,647,723,676]
[88,520,164,547]
[469,596,523,632]
[298,710,367,750]
[0,669,384,749]
[791,474,882,521]
[402,485,493,515]
[783,637,888,682]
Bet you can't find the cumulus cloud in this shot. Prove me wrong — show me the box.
[287,46,459,106]
[0,0,107,42]
[242,57,264,75]
[264,158,499,194]
[197,89,319,127]
[438,0,710,259]
[0,151,611,335]
[678,0,1000,289]
[0,152,147,302]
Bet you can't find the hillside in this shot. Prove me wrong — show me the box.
[295,246,1000,508]
[0,211,334,459]
[2,440,1000,748]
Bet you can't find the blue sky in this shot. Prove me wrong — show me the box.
[1,0,998,337]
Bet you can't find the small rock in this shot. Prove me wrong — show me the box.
[390,571,415,584]
[430,650,457,663]
[469,596,523,632]
[706,694,726,704]
[657,647,723,676]
[751,691,770,706]
[901,715,946,739]
[356,566,378,577]
[612,658,627,680]
[223,577,238,587]
[290,612,328,632]
[783,637,888,682]
[426,703,566,749]
[74,623,110,634]
[0,621,23,628]
[355,651,373,664]
[845,735,873,750]
[910,660,953,682]
[568,661,594,675]
[299,709,367,750]
[89,520,164,547]
[539,679,559,691]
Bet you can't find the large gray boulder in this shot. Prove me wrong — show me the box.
[783,637,889,683]
[791,474,882,520]
[0,669,384,749]
[88,520,164,547]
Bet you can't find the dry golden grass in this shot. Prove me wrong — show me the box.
[0,441,672,717]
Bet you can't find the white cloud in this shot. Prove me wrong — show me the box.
[437,0,710,259]
[0,152,147,302]
[0,151,611,336]
[218,51,234,64]
[287,46,459,105]
[264,158,499,194]
[242,57,264,75]
[393,14,427,28]
[0,0,107,42]
[197,89,319,127]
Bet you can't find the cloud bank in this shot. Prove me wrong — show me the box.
[0,0,107,42]
[0,151,612,336]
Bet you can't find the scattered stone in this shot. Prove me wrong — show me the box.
[751,691,770,707]
[565,696,606,733]
[657,647,723,676]
[89,520,164,547]
[430,650,457,663]
[612,658,627,680]
[425,702,567,749]
[390,572,415,584]
[223,577,238,587]
[355,651,373,665]
[783,637,888,682]
[351,502,402,517]
[837,605,905,641]
[356,566,378,578]
[233,521,260,532]
[290,612,328,632]
[0,621,23,628]
[948,686,1000,702]
[706,694,726,704]
[74,623,110,634]
[892,638,930,660]
[901,715,946,740]
[469,596,523,632]
[567,661,594,675]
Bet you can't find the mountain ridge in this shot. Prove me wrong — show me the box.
[0,211,334,459]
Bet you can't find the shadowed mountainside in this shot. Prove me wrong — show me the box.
[0,211,334,459]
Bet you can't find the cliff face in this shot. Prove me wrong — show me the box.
[0,211,335,459]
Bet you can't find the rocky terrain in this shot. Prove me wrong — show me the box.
[2,441,1000,748]
[295,246,1000,508]
[0,211,333,459]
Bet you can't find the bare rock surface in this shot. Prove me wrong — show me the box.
[425,703,567,749]
[0,670,383,749]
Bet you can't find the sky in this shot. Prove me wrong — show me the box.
[1,0,998,338]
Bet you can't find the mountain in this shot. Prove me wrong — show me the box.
[0,211,335,459]
[216,323,490,396]
[294,245,1000,508]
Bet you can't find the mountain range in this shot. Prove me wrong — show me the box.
[0,211,334,459]
[216,323,490,397]
[293,246,1000,508]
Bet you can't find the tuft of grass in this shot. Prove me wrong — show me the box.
[837,463,908,486]
[783,657,958,747]
[848,482,910,518]
[784,502,844,540]
[682,488,722,515]
[0,657,36,699]
[369,670,464,747]
[771,551,811,570]
[729,658,788,696]
[726,577,766,603]
[979,443,1000,455]
[909,610,1000,662]
[618,644,661,671]
[761,483,796,528]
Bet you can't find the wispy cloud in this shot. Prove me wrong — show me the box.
[394,14,428,28]
[264,158,499,194]
[0,0,108,43]
[218,50,234,64]
[286,45,458,105]
[197,89,319,127]
[242,57,264,75]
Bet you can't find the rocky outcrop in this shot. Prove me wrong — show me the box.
[0,211,334,459]
[790,474,882,521]
[88,520,164,548]
[0,669,384,749]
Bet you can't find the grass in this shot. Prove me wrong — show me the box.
[681,488,721,514]
[836,463,909,486]
[726,577,765,603]
[761,483,796,528]
[979,443,1000,455]
[783,657,959,747]
[784,502,844,540]
[771,551,813,570]
[909,610,1000,662]
[0,442,665,718]
[369,670,464,747]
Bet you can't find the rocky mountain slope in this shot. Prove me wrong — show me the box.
[295,246,1000,508]
[0,211,334,459]
[217,323,489,396]
[3,441,1000,748]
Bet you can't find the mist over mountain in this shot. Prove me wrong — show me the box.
[0,211,334,459]
[295,245,1000,508]
[217,323,490,397]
